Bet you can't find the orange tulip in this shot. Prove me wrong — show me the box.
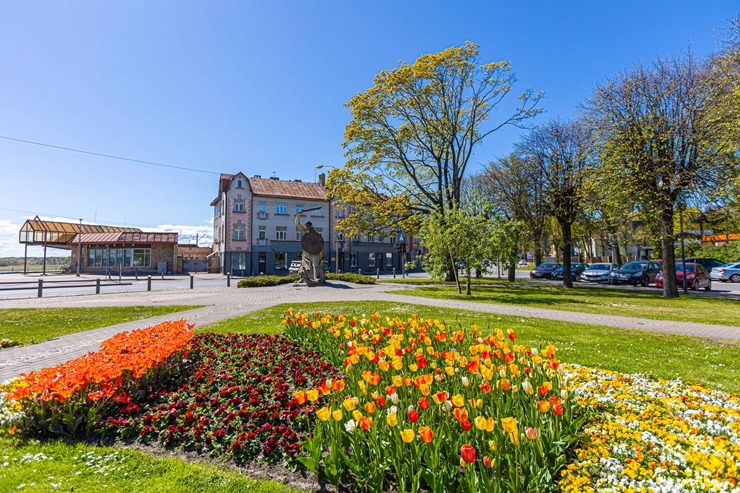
[460,444,476,463]
[419,426,433,443]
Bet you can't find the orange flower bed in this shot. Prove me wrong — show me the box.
[5,320,194,436]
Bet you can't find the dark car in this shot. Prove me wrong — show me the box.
[609,260,662,286]
[550,263,589,280]
[682,257,725,271]
[655,262,711,290]
[530,263,560,279]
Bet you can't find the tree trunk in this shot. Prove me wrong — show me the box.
[533,228,544,266]
[660,208,679,298]
[561,221,573,288]
[465,270,471,296]
[508,245,517,282]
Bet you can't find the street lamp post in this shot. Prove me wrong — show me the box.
[76,219,82,277]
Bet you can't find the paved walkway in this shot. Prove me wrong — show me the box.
[1,281,738,381]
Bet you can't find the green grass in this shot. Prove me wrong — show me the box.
[0,438,302,493]
[201,301,740,393]
[0,306,203,345]
[384,283,740,327]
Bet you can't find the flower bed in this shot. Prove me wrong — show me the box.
[0,339,22,349]
[560,366,740,493]
[3,320,194,436]
[284,311,586,493]
[104,333,341,463]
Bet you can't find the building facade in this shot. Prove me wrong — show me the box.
[211,173,413,276]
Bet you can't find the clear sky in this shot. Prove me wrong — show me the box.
[0,1,736,257]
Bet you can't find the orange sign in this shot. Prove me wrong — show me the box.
[702,233,740,242]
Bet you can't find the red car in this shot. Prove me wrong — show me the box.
[655,262,711,291]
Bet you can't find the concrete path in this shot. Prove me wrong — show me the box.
[1,281,738,381]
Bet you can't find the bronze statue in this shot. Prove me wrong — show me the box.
[295,210,326,285]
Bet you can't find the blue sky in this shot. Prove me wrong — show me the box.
[0,1,736,257]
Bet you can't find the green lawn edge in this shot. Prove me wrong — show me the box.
[381,281,740,327]
[0,306,204,345]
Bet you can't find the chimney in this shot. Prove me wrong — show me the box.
[318,173,326,186]
[269,176,279,180]
[253,174,261,179]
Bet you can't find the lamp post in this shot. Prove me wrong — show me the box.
[76,219,82,277]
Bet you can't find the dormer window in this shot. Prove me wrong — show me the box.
[236,179,244,189]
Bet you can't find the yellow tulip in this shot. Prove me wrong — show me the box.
[306,389,319,402]
[451,394,465,408]
[386,412,398,427]
[401,428,415,443]
[316,407,331,421]
[343,397,356,411]
[332,409,343,421]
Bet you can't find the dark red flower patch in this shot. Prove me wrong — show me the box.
[103,333,340,463]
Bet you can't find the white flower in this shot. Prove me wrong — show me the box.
[344,419,356,433]
[461,376,470,388]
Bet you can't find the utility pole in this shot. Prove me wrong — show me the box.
[76,219,82,277]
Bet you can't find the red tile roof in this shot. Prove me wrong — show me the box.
[71,232,178,245]
[249,177,326,200]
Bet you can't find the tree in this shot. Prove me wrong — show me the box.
[420,206,493,295]
[479,153,550,268]
[588,53,737,298]
[327,42,542,239]
[517,118,595,288]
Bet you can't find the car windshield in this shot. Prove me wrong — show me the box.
[621,261,646,271]
[675,263,696,272]
[537,263,557,269]
[589,264,610,270]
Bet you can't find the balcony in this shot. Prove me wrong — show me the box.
[257,238,268,246]
[257,211,268,220]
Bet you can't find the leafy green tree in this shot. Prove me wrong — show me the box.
[588,53,737,297]
[327,42,542,240]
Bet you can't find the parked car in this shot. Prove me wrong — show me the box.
[517,259,528,266]
[530,263,560,279]
[580,262,620,283]
[710,262,740,283]
[682,257,725,271]
[288,260,301,274]
[609,260,662,286]
[550,263,589,280]
[655,262,711,290]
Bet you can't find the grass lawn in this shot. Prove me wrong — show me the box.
[0,306,203,345]
[202,301,740,393]
[382,280,740,327]
[0,438,302,493]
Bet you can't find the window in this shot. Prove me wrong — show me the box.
[236,179,243,188]
[296,204,304,214]
[133,249,151,267]
[276,203,288,215]
[230,252,246,272]
[368,252,376,268]
[368,234,375,243]
[311,207,322,217]
[258,225,266,240]
[213,205,220,219]
[296,230,301,241]
[234,200,245,212]
[386,252,393,267]
[338,232,344,241]
[351,253,358,268]
[314,227,323,237]
[275,251,287,268]
[233,224,245,240]
[276,226,287,240]
[336,208,345,218]
[259,202,267,213]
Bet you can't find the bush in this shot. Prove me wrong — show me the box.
[237,275,299,288]
[237,273,375,287]
[325,273,376,284]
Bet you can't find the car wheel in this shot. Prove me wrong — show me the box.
[692,280,698,291]
[731,274,740,283]
[705,280,711,291]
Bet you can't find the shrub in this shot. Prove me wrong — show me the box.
[325,273,376,284]
[237,275,299,288]
[284,311,586,493]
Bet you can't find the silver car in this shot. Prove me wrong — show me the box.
[710,262,740,283]
[580,262,620,283]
